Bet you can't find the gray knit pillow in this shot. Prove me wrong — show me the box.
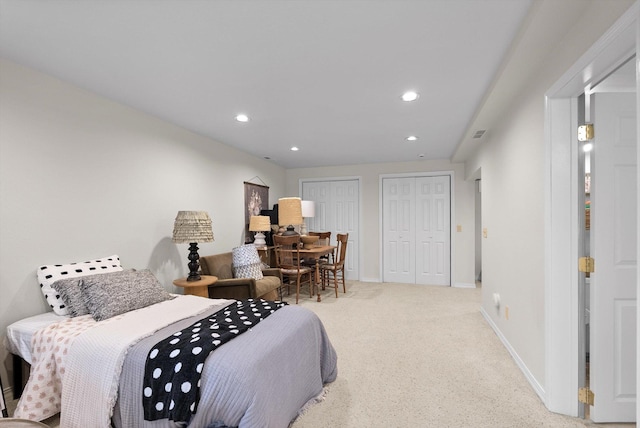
[81,269,174,321]
[51,277,89,317]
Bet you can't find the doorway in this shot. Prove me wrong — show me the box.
[474,173,482,286]
[545,5,639,420]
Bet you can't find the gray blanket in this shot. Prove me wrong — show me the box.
[113,305,337,428]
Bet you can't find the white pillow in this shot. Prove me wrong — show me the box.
[232,245,263,280]
[37,254,122,315]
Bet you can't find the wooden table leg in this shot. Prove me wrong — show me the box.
[315,260,321,302]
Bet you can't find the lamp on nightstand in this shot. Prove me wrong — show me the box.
[172,211,214,281]
[249,215,271,247]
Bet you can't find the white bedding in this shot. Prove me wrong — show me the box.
[4,311,66,364]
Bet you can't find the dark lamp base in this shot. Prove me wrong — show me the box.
[281,225,299,236]
[186,242,202,281]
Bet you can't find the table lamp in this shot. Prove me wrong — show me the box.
[172,211,214,281]
[249,215,271,246]
[300,200,315,236]
[278,197,303,236]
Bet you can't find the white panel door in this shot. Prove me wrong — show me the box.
[415,176,451,285]
[382,178,415,283]
[590,92,637,422]
[303,182,330,232]
[302,179,359,280]
[333,180,358,279]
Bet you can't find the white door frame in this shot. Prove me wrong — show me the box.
[379,170,456,285]
[544,3,639,417]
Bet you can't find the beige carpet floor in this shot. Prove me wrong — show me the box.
[6,281,635,427]
[290,281,632,428]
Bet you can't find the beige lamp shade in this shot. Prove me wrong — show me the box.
[172,211,214,243]
[249,215,271,232]
[278,197,303,226]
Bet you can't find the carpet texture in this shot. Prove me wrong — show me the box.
[6,281,634,427]
[290,281,632,428]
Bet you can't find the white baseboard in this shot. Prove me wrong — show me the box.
[453,282,476,288]
[480,307,546,403]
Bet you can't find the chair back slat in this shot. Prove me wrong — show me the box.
[335,233,349,266]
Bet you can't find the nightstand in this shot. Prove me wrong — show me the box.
[173,275,218,298]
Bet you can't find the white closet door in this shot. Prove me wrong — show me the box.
[303,182,330,232]
[382,175,451,285]
[302,179,359,280]
[334,180,358,279]
[382,178,415,283]
[415,176,451,285]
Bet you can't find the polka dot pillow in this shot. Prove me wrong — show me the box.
[37,254,122,315]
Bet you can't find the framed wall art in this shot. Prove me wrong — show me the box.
[244,181,269,244]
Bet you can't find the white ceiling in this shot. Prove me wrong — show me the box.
[0,0,538,168]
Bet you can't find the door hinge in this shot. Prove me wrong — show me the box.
[579,257,595,273]
[578,124,594,141]
[578,387,594,405]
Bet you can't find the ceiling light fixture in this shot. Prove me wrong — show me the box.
[235,114,249,122]
[406,136,418,141]
[401,91,419,102]
[290,146,299,151]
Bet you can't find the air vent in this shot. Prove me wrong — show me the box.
[473,130,486,139]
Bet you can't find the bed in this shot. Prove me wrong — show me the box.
[4,255,337,428]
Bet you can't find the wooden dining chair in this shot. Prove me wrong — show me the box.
[320,233,348,297]
[273,234,314,304]
[309,231,332,263]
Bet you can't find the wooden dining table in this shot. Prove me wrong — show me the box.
[299,245,335,302]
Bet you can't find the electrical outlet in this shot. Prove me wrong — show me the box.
[483,228,487,238]
[456,224,462,232]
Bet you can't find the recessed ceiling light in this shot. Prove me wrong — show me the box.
[235,114,249,122]
[290,146,299,151]
[401,91,419,102]
[406,136,418,141]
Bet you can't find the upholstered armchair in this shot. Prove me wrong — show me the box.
[200,252,282,300]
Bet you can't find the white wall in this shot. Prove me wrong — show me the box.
[285,161,477,285]
[465,0,635,400]
[0,59,286,391]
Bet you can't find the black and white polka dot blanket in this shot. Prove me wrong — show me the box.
[142,299,287,423]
